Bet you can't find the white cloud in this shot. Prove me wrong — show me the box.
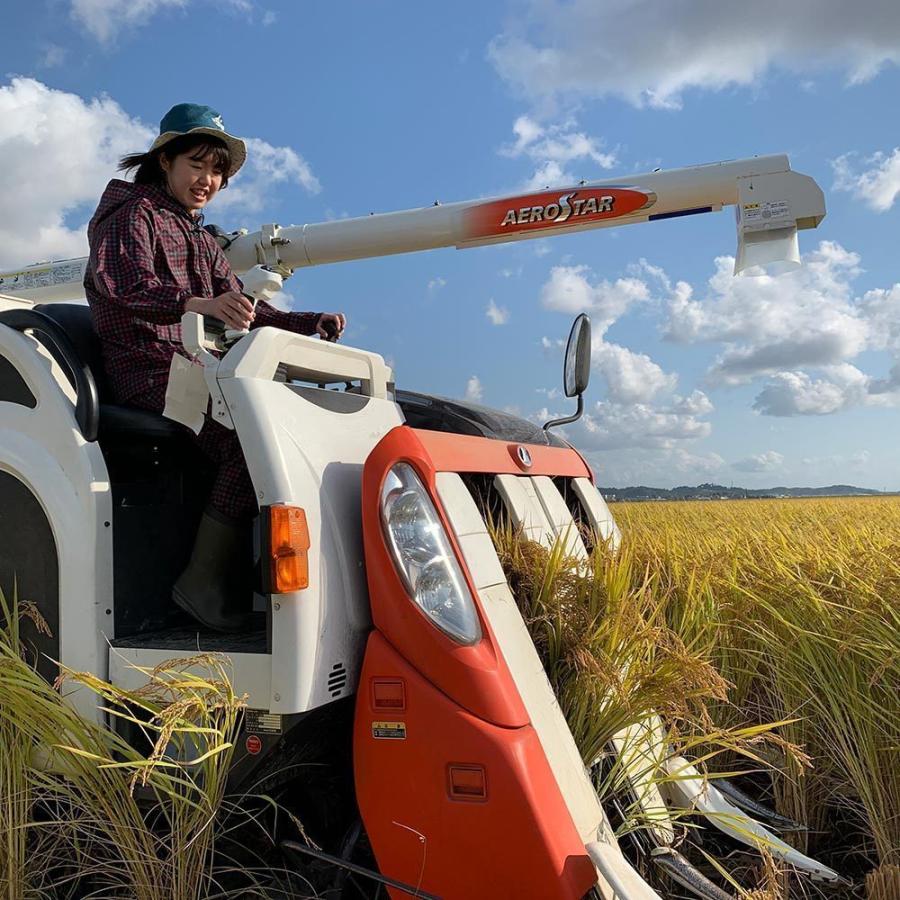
[0,78,321,272]
[40,44,67,68]
[751,366,872,416]
[465,375,484,401]
[428,276,447,292]
[0,78,153,268]
[488,0,900,110]
[486,298,509,325]
[71,0,250,42]
[214,136,320,217]
[801,450,871,472]
[732,450,785,473]
[592,340,676,404]
[665,242,869,385]
[540,264,650,330]
[559,394,713,452]
[538,244,900,421]
[832,149,900,212]
[584,447,725,488]
[71,0,187,42]
[537,261,696,440]
[261,9,277,26]
[500,115,616,189]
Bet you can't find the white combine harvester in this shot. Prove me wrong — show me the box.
[0,154,841,898]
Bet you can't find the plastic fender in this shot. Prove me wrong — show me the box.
[354,630,597,900]
[362,425,530,728]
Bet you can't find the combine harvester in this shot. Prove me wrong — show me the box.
[0,154,841,897]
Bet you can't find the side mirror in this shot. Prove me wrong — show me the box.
[564,313,591,397]
[544,313,591,432]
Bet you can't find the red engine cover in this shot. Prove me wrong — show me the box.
[354,426,597,899]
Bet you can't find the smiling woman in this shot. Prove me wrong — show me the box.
[82,102,345,633]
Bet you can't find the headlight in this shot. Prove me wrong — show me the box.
[380,463,482,645]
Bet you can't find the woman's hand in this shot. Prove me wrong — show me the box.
[186,292,255,330]
[316,312,346,341]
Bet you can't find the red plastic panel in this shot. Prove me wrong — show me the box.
[412,428,592,479]
[354,631,597,900]
[362,425,529,728]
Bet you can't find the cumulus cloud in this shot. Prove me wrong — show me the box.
[592,341,676,404]
[500,115,616,188]
[465,375,484,401]
[540,264,650,329]
[732,450,785,473]
[537,261,702,443]
[0,77,153,268]
[665,242,870,385]
[554,392,713,452]
[213,136,320,217]
[0,79,321,271]
[488,0,900,110]
[752,366,872,416]
[832,148,900,212]
[486,298,509,325]
[540,242,900,421]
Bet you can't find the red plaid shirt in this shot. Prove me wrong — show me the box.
[85,179,320,404]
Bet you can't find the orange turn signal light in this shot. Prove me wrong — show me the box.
[268,505,310,593]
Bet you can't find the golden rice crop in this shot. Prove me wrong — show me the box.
[494,496,899,895]
[616,497,900,877]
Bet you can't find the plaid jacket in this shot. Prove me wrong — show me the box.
[85,179,320,404]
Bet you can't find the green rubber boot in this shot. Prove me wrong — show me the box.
[173,510,252,633]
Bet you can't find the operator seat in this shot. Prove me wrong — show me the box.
[35,303,188,443]
[34,303,213,637]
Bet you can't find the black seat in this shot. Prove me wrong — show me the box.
[33,304,214,638]
[35,303,188,443]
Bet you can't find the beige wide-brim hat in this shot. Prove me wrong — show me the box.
[149,103,247,177]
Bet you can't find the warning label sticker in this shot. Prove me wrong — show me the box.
[246,709,283,735]
[0,260,87,295]
[372,721,407,740]
[742,199,792,227]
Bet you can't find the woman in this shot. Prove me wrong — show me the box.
[85,102,346,632]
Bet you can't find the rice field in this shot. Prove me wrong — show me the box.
[498,495,900,897]
[2,496,898,898]
[617,496,900,871]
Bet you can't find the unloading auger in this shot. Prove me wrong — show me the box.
[0,153,838,899]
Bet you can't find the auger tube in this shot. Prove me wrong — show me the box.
[0,153,825,303]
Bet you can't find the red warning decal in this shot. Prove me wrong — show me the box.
[464,187,655,240]
[246,734,262,755]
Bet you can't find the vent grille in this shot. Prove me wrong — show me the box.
[327,662,347,697]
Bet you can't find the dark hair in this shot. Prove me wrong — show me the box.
[118,133,232,187]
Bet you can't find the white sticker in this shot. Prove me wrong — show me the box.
[0,261,86,294]
[742,199,792,227]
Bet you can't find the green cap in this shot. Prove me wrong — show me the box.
[149,103,246,176]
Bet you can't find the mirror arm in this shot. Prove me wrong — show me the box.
[542,393,584,431]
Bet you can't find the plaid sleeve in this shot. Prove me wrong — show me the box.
[209,237,243,295]
[252,301,321,335]
[89,202,191,325]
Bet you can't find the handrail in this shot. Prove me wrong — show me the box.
[0,308,100,442]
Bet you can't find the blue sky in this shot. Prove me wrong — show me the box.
[3,0,900,489]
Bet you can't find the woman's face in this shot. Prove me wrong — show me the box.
[160,149,224,214]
